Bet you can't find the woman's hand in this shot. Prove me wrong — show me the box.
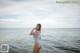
[30,27,36,35]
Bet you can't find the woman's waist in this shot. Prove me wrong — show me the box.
[34,38,41,42]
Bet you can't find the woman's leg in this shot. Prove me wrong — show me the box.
[37,46,41,53]
[33,43,38,53]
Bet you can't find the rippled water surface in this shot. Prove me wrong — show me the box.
[0,28,80,53]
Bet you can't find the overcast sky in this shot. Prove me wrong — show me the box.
[0,0,80,28]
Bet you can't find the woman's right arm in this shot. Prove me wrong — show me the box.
[30,28,35,35]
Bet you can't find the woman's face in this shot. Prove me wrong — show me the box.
[36,24,39,30]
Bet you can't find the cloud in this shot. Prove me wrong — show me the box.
[0,0,80,28]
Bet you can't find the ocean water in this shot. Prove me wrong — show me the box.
[0,28,80,53]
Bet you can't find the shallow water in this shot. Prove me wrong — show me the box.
[0,28,80,53]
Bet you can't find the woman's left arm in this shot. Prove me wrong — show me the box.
[30,28,35,35]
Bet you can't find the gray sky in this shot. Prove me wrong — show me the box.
[0,0,80,28]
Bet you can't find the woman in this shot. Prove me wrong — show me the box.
[30,23,41,53]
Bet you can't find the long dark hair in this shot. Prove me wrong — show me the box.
[37,23,41,33]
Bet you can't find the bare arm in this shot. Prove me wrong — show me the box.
[30,28,35,35]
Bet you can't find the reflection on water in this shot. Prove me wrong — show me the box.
[0,28,80,53]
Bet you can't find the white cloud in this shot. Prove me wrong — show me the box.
[0,0,80,28]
